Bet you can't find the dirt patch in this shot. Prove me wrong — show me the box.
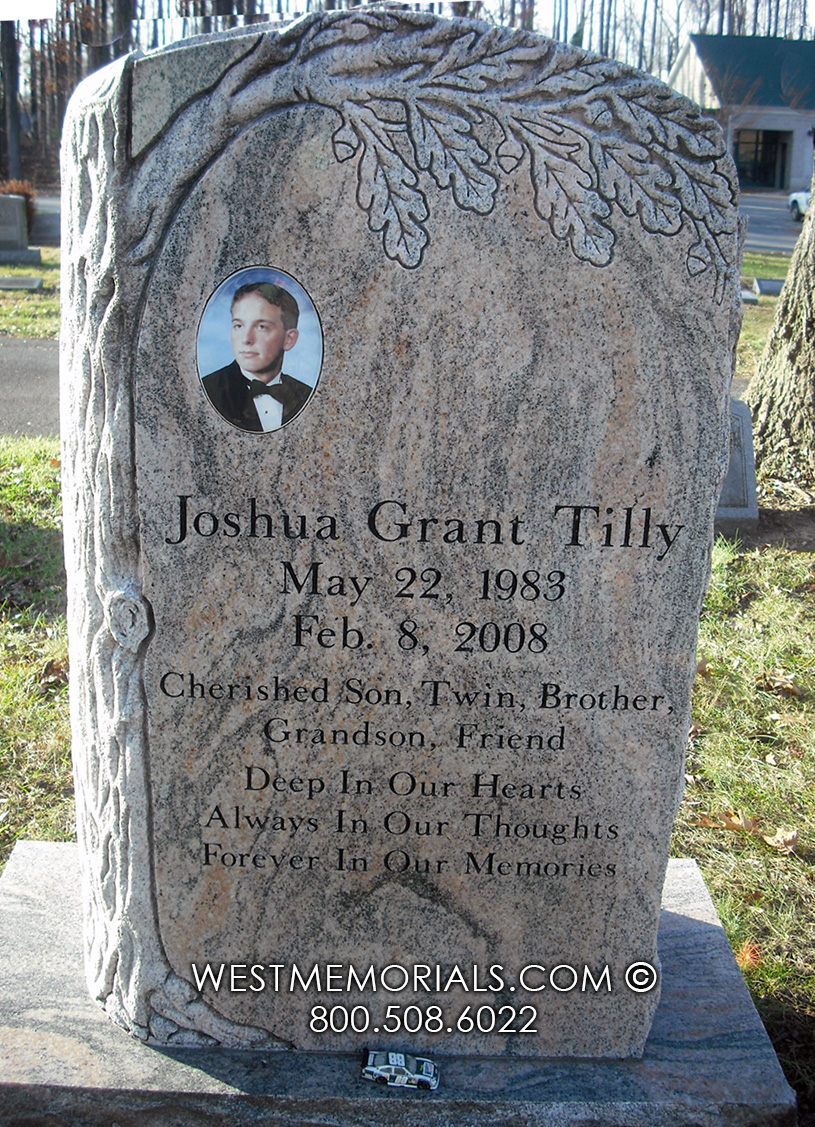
[733,506,815,552]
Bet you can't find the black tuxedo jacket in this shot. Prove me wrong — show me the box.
[202,361,312,432]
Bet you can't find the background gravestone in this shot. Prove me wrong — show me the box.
[715,400,759,533]
[61,10,741,1059]
[0,194,41,264]
[0,194,28,249]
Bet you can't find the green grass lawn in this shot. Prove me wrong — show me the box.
[673,538,815,1107]
[0,437,72,863]
[737,250,792,386]
[741,250,793,282]
[0,247,60,339]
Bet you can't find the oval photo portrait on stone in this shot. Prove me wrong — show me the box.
[197,267,323,433]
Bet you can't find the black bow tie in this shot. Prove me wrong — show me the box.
[248,378,285,403]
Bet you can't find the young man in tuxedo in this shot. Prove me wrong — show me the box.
[202,282,312,432]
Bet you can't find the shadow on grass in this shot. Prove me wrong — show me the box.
[732,508,815,553]
[755,994,815,1127]
[0,518,66,617]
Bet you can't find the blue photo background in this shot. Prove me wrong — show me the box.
[197,266,323,389]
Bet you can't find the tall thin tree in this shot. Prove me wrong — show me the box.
[1,21,22,180]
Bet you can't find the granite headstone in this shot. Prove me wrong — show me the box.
[0,194,28,249]
[60,11,741,1060]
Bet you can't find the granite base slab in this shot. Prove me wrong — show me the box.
[0,249,42,265]
[0,842,796,1127]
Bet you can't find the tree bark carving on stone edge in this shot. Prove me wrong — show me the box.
[61,57,292,1050]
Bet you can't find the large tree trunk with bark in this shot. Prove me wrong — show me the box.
[746,170,815,488]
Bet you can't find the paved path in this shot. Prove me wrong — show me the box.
[0,337,60,438]
[739,190,802,255]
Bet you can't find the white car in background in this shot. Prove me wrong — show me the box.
[788,189,810,221]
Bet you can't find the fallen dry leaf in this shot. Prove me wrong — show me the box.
[692,813,722,828]
[762,827,798,853]
[726,811,760,833]
[691,810,760,834]
[696,657,710,677]
[38,656,70,692]
[758,671,802,698]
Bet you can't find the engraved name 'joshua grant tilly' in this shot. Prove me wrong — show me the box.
[165,496,686,559]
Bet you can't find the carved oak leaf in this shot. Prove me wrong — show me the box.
[686,223,733,302]
[354,106,430,267]
[421,24,546,94]
[592,139,683,236]
[298,8,399,60]
[608,91,724,160]
[673,158,734,235]
[408,100,497,213]
[518,115,615,266]
[527,53,613,102]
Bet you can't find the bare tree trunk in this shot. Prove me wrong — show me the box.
[28,23,36,154]
[648,0,658,70]
[1,22,22,180]
[746,168,815,487]
[40,22,50,163]
[114,0,133,58]
[638,0,648,68]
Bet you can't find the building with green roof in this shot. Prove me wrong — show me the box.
[669,34,815,190]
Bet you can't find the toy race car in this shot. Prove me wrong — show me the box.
[361,1048,440,1090]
